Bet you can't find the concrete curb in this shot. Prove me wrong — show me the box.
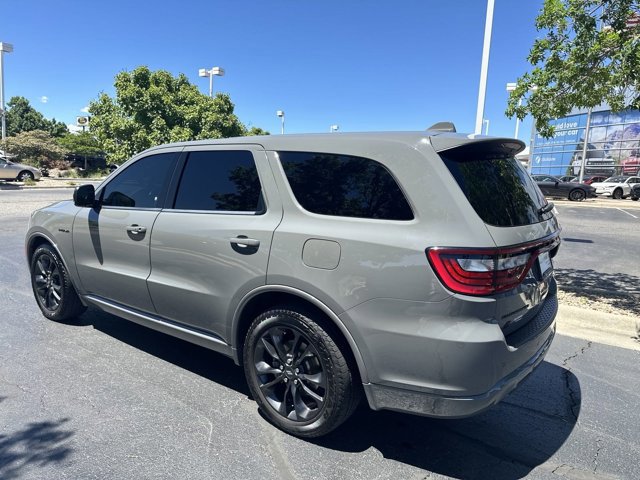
[556,304,640,351]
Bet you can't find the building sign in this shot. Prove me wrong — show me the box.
[531,109,640,177]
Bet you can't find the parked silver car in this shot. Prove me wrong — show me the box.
[0,157,42,181]
[26,131,560,437]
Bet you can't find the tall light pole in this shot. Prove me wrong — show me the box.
[482,119,490,135]
[0,42,14,141]
[506,82,521,139]
[276,110,285,134]
[475,0,495,135]
[198,66,225,97]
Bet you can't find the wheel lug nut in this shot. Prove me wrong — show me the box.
[283,377,288,383]
[295,368,299,374]
[287,359,292,365]
[294,379,298,385]
[279,365,284,371]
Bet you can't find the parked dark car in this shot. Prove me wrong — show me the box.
[631,183,640,201]
[532,175,596,201]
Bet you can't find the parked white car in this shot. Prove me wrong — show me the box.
[591,176,640,199]
[0,157,42,181]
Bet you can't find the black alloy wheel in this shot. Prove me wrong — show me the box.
[243,309,360,438]
[612,188,623,200]
[569,189,586,201]
[30,244,86,321]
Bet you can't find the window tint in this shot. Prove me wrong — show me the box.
[174,150,262,212]
[440,143,551,227]
[101,152,178,208]
[278,151,413,220]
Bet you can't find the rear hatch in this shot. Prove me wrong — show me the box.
[428,137,560,344]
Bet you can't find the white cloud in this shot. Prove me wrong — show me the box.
[40,96,49,103]
[80,106,90,113]
[67,124,83,134]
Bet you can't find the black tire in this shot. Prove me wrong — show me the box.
[17,170,35,182]
[632,197,639,201]
[30,244,86,321]
[568,189,586,201]
[612,188,623,200]
[243,308,360,438]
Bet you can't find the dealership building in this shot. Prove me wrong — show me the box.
[530,107,640,177]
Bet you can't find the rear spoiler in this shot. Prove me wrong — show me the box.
[430,136,526,157]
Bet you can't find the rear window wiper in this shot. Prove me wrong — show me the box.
[538,202,554,215]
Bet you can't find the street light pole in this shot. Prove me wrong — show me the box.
[198,66,225,97]
[506,82,522,139]
[475,0,495,135]
[0,42,14,141]
[276,110,285,134]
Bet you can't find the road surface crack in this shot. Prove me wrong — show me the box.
[561,341,592,422]
[593,437,602,472]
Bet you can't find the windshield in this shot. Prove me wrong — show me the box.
[440,144,552,227]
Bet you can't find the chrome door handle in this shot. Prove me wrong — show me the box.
[126,225,147,234]
[230,236,260,247]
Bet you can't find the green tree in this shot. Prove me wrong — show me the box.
[57,132,103,157]
[245,126,270,136]
[506,0,640,137]
[1,130,68,169]
[88,66,250,163]
[5,96,68,138]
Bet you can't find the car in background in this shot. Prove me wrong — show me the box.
[559,175,577,182]
[592,176,640,199]
[0,157,42,181]
[571,175,608,185]
[532,174,596,201]
[630,183,640,201]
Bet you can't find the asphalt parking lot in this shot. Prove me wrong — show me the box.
[1,189,639,479]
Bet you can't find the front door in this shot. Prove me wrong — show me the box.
[72,150,181,313]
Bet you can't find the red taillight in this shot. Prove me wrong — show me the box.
[426,236,560,296]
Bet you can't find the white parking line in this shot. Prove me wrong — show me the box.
[616,208,638,219]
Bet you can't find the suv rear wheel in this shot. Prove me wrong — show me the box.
[30,244,86,321]
[243,308,359,437]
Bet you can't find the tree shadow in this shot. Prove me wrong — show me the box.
[555,267,640,315]
[312,361,581,479]
[0,418,74,480]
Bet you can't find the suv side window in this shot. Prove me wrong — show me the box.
[278,151,413,220]
[173,150,263,213]
[101,152,179,209]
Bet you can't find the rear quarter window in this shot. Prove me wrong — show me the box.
[278,151,413,221]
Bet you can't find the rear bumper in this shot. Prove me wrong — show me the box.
[343,283,558,418]
[363,326,554,418]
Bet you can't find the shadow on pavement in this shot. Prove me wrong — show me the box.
[0,418,74,480]
[85,307,250,396]
[555,267,640,315]
[312,361,581,479]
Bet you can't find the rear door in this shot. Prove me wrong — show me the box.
[72,150,181,313]
[147,145,283,340]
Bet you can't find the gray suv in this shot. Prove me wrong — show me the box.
[26,131,560,437]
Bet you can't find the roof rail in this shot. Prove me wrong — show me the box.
[427,121,456,133]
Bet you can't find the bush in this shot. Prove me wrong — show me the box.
[1,130,68,170]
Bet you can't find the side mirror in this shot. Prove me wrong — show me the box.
[73,184,96,207]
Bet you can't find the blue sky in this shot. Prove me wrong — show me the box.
[2,0,544,141]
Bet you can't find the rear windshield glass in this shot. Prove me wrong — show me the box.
[440,143,552,227]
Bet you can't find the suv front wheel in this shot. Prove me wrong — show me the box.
[243,308,360,437]
[30,244,86,321]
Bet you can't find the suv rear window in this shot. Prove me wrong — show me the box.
[278,151,413,220]
[440,143,551,227]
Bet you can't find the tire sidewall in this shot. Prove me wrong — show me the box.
[30,245,73,321]
[243,310,343,437]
